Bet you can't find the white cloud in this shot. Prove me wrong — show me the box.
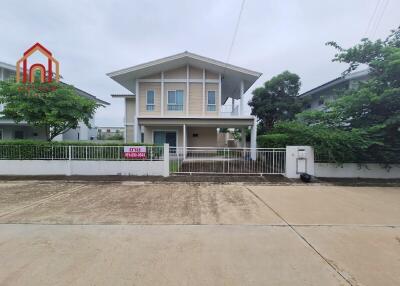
[1,0,398,125]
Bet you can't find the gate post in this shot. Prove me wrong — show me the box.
[163,143,170,177]
[285,146,314,178]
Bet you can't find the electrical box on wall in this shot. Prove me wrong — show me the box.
[296,148,307,174]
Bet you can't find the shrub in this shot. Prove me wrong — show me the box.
[257,134,291,148]
[261,121,380,163]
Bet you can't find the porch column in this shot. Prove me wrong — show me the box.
[183,124,187,159]
[134,80,140,142]
[250,117,257,160]
[240,80,244,116]
[241,127,246,148]
[123,98,127,143]
[231,97,235,115]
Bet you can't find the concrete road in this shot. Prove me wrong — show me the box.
[0,181,399,286]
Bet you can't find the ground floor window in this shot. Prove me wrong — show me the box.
[153,131,177,147]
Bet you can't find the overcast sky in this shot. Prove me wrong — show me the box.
[1,0,399,126]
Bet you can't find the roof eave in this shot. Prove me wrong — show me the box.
[106,51,262,79]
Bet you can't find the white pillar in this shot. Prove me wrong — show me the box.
[163,143,170,177]
[241,127,246,148]
[218,73,222,116]
[161,71,164,116]
[250,117,257,160]
[183,124,187,159]
[134,80,140,142]
[240,80,244,116]
[231,98,235,115]
[202,69,205,115]
[186,65,189,116]
[123,98,127,143]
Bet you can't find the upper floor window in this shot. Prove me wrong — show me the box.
[168,90,184,111]
[146,90,155,111]
[207,91,216,112]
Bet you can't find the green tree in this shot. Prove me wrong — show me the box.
[296,26,400,162]
[0,80,102,141]
[248,71,302,132]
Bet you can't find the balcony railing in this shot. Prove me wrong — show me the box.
[220,105,239,116]
[168,104,184,111]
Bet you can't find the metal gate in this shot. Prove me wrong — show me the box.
[169,147,286,175]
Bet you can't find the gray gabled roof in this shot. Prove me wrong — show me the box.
[0,60,109,105]
[107,51,262,102]
[300,69,370,97]
[107,51,262,78]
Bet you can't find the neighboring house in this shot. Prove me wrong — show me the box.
[300,69,369,110]
[107,51,261,152]
[0,61,109,141]
[97,126,124,140]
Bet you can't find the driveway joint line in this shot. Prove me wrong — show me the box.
[0,184,86,219]
[245,186,354,286]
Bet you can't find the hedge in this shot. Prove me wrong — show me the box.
[0,140,161,160]
[256,122,386,164]
[257,134,291,148]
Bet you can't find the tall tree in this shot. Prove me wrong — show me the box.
[297,26,400,162]
[0,80,102,141]
[248,71,302,132]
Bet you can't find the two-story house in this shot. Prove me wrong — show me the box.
[108,52,261,155]
[300,69,369,110]
[0,61,109,140]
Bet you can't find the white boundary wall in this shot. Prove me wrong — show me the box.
[315,163,400,179]
[0,160,167,176]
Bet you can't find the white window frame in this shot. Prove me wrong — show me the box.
[146,90,155,111]
[167,90,176,105]
[167,90,184,111]
[207,90,216,112]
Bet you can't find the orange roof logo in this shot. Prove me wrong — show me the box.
[16,43,60,83]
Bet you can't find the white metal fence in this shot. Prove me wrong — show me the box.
[170,147,286,175]
[0,145,164,161]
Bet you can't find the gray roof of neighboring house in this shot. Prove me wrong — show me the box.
[300,69,370,97]
[0,61,109,105]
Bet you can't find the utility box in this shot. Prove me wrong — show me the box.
[285,146,315,179]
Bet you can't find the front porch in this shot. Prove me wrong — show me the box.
[137,117,257,153]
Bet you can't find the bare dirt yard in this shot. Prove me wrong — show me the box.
[0,179,399,286]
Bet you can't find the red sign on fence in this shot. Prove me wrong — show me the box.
[123,146,147,159]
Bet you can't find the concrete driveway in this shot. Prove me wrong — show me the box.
[0,180,399,286]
